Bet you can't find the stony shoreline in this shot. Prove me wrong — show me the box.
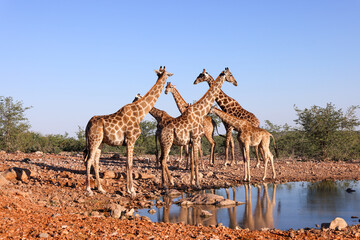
[1,152,360,239]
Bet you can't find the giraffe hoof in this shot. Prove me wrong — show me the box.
[86,190,94,197]
[98,188,106,194]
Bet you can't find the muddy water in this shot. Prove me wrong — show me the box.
[137,180,360,230]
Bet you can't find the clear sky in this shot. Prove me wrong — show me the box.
[1,1,359,136]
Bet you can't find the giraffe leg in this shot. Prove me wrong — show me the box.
[246,144,251,181]
[126,141,136,198]
[190,144,195,185]
[263,152,268,181]
[179,146,183,162]
[204,130,216,166]
[199,144,204,170]
[85,148,96,196]
[229,128,235,165]
[255,146,265,168]
[269,152,276,179]
[224,124,233,166]
[243,143,251,181]
[193,139,201,188]
[238,132,246,167]
[185,145,189,170]
[155,133,160,167]
[94,148,106,194]
[160,137,172,187]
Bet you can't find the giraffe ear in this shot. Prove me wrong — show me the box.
[167,72,174,77]
[154,70,161,75]
[202,69,206,74]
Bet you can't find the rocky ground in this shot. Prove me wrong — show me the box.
[1,151,360,239]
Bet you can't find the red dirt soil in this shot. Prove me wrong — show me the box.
[1,151,360,239]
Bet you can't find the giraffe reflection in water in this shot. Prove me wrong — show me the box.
[157,184,277,230]
[241,183,277,230]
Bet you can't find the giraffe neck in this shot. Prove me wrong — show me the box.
[149,107,171,123]
[129,73,168,120]
[212,107,246,131]
[191,74,227,116]
[205,77,245,112]
[171,88,189,113]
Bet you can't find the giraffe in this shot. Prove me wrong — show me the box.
[159,68,237,187]
[194,69,261,166]
[209,106,278,181]
[164,82,218,167]
[133,93,189,167]
[84,66,173,197]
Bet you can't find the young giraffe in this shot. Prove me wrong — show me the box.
[133,94,189,167]
[84,66,173,197]
[194,69,261,166]
[164,82,218,167]
[159,68,237,187]
[209,106,278,181]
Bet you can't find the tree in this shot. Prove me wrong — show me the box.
[294,103,360,160]
[0,96,32,151]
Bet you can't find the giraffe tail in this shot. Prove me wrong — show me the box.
[270,134,279,158]
[83,122,91,165]
[211,117,220,136]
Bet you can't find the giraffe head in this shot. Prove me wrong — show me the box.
[194,68,238,86]
[218,67,238,86]
[132,93,142,102]
[193,69,214,85]
[154,66,174,78]
[164,82,176,95]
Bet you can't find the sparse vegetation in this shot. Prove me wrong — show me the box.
[0,97,359,161]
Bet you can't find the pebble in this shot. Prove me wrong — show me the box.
[38,233,49,238]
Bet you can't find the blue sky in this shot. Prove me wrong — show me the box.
[1,1,359,136]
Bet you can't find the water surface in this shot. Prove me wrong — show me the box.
[137,180,360,230]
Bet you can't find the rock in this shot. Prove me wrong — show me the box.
[2,168,17,180]
[20,170,29,182]
[321,223,330,229]
[329,217,347,230]
[21,158,31,163]
[35,151,43,155]
[134,214,141,220]
[177,193,244,206]
[0,150,6,154]
[111,153,121,159]
[133,172,141,179]
[2,168,32,182]
[125,208,135,218]
[200,210,213,218]
[0,175,9,186]
[38,233,49,238]
[141,216,151,221]
[346,188,355,193]
[148,209,156,214]
[216,198,242,207]
[166,189,181,197]
[139,173,156,180]
[103,171,116,179]
[91,211,100,217]
[106,203,126,218]
[180,193,224,205]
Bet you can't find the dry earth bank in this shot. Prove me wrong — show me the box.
[1,152,360,239]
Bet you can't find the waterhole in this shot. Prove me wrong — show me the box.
[137,180,360,230]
